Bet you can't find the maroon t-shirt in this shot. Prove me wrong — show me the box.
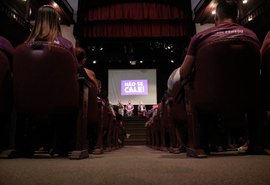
[187,23,260,57]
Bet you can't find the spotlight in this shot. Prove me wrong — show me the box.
[129,60,136,65]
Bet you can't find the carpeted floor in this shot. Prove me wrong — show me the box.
[0,146,270,185]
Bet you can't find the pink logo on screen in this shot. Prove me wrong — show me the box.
[121,80,148,95]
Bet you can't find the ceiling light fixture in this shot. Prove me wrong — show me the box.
[248,15,253,21]
[129,60,136,65]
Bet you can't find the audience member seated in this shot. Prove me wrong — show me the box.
[161,91,186,153]
[145,105,159,148]
[76,47,98,91]
[75,46,99,156]
[13,43,79,157]
[26,5,74,54]
[13,4,79,157]
[171,0,260,157]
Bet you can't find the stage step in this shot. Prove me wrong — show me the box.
[123,117,148,145]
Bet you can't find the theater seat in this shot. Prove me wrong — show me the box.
[260,46,270,150]
[0,50,12,113]
[261,46,270,111]
[13,42,79,113]
[185,39,260,157]
[13,42,79,157]
[0,50,12,152]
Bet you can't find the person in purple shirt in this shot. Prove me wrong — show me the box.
[171,0,259,84]
[125,100,134,117]
[169,0,260,157]
[25,5,74,54]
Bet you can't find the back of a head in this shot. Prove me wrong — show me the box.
[27,5,61,42]
[75,47,86,64]
[216,0,239,22]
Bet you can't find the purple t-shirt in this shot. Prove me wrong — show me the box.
[187,23,260,57]
[125,104,134,111]
[54,35,74,54]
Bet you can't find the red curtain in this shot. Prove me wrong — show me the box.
[82,2,190,37]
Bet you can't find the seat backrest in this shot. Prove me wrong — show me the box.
[0,50,12,113]
[13,42,79,113]
[261,46,270,110]
[192,39,260,114]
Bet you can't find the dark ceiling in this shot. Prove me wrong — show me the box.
[77,0,270,71]
[81,37,188,70]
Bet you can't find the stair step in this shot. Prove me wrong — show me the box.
[127,135,146,139]
[126,128,145,132]
[125,138,146,145]
[124,116,148,146]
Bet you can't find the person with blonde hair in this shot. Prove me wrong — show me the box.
[26,5,73,53]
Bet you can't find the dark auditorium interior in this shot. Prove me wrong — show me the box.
[1,0,270,185]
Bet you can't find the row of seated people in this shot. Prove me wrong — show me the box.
[146,39,270,158]
[0,39,127,158]
[0,38,126,158]
[77,47,127,155]
[146,1,270,158]
[145,94,186,154]
[0,4,126,158]
[146,40,270,157]
[90,97,127,155]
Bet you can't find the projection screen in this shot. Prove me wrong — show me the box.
[108,69,157,105]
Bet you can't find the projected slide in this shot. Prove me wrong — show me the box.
[108,69,157,105]
[121,80,148,95]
